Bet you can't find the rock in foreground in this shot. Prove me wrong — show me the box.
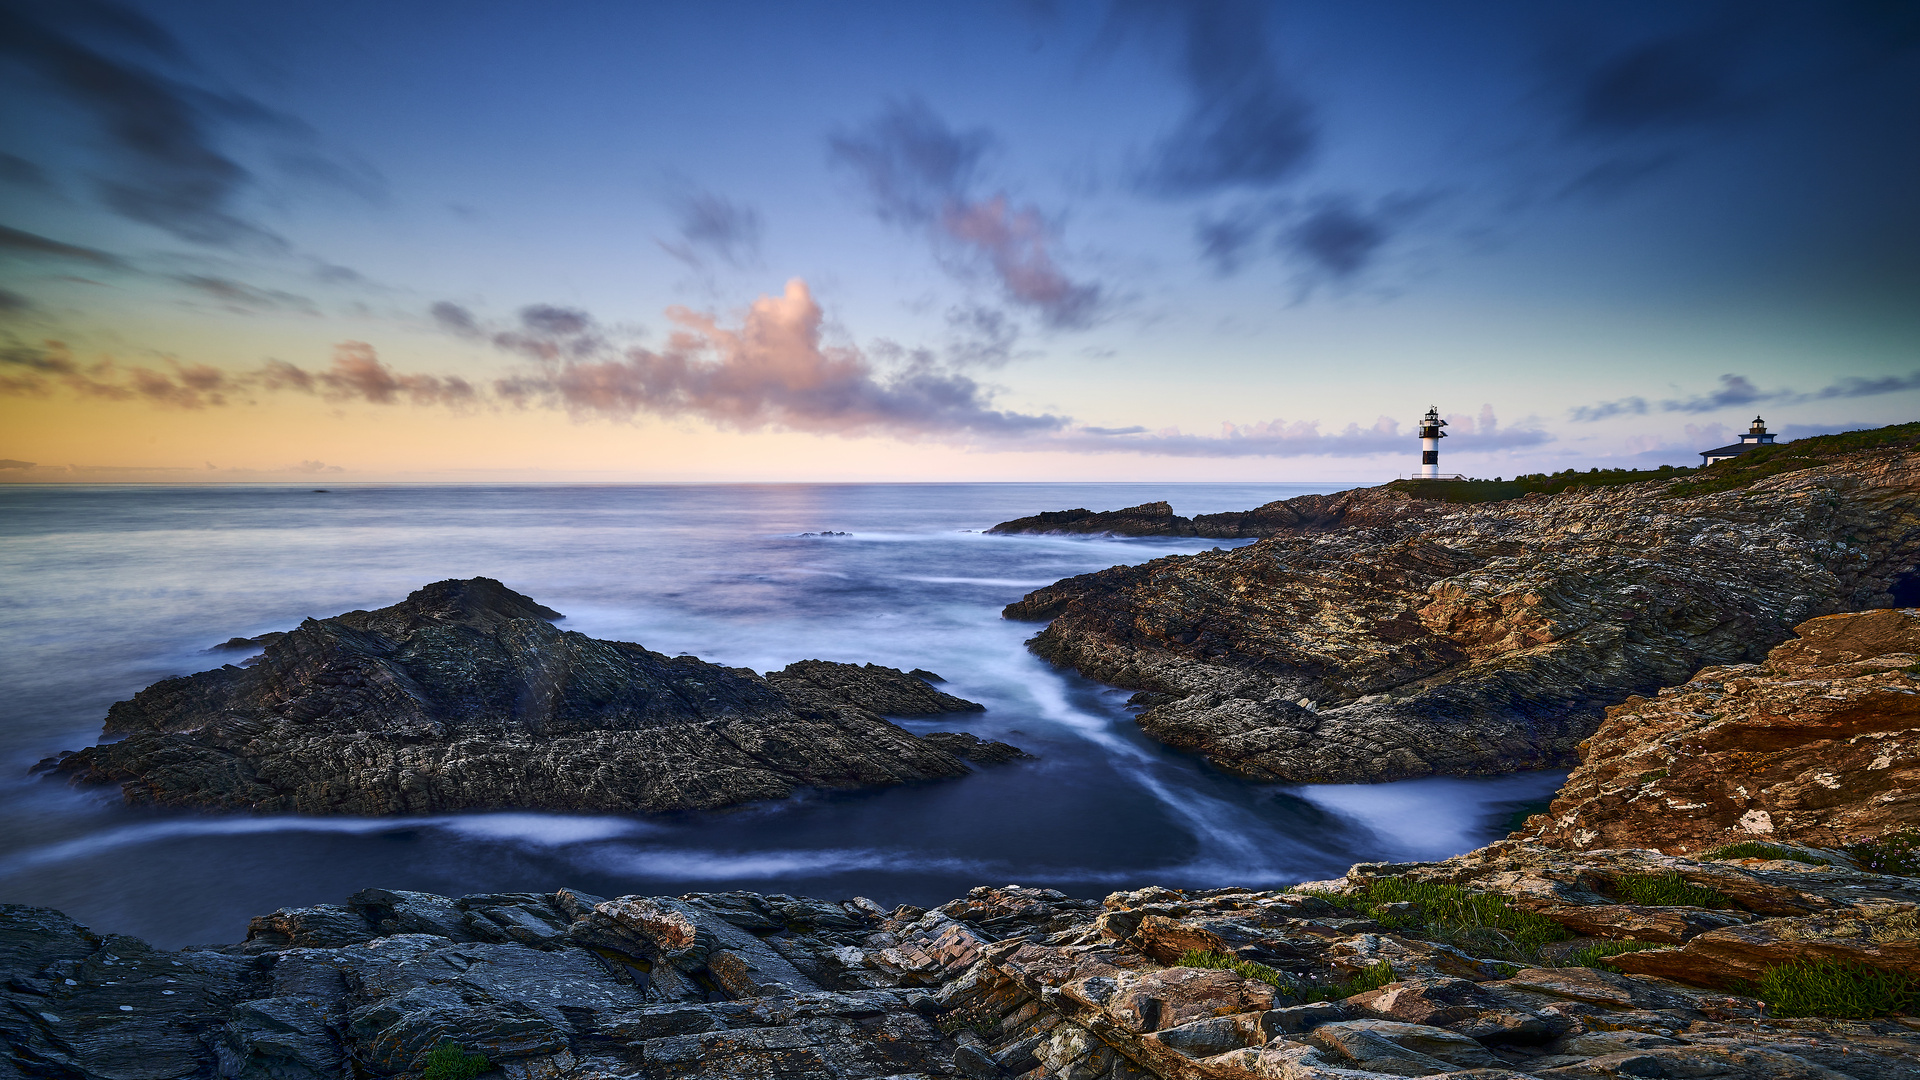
[1519,607,1920,856]
[1003,435,1920,783]
[38,578,1019,814]
[6,842,1917,1080]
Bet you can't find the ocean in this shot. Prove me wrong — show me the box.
[0,482,1564,948]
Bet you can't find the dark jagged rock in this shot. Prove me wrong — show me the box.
[1001,442,1920,784]
[986,490,1448,539]
[764,659,986,716]
[920,731,1033,764]
[7,844,1917,1080]
[37,578,1017,815]
[208,632,284,653]
[988,501,1199,537]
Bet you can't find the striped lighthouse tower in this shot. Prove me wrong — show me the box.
[1418,405,1448,478]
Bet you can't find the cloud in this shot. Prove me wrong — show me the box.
[1,340,80,375]
[1195,205,1268,274]
[1661,373,1769,413]
[1112,0,1316,196]
[172,275,317,314]
[940,196,1102,328]
[1562,26,1753,139]
[1569,396,1649,422]
[1572,370,1920,421]
[0,336,473,409]
[829,99,1104,329]
[944,304,1021,368]
[828,98,991,225]
[659,190,763,269]
[0,1,370,249]
[0,288,30,314]
[0,1,275,246]
[1197,193,1431,286]
[303,342,478,406]
[0,339,250,406]
[496,278,1065,438]
[1809,371,1920,400]
[0,153,52,190]
[1280,198,1391,281]
[489,304,604,361]
[256,358,313,392]
[0,224,124,266]
[1042,407,1551,458]
[430,301,483,339]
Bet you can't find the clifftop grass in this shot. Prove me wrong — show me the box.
[1389,420,1920,506]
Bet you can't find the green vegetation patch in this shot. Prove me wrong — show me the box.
[1705,841,1829,866]
[1363,877,1574,954]
[1384,422,1920,507]
[1842,830,1920,877]
[1661,421,1920,499]
[1178,950,1395,1003]
[419,1042,491,1080]
[1744,959,1920,1019]
[1614,872,1734,908]
[1390,465,1693,506]
[1176,949,1289,990]
[1298,878,1573,963]
[1560,940,1667,971]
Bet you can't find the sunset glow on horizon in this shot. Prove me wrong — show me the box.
[2,1,1916,483]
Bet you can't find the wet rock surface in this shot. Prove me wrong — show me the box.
[36,578,1015,814]
[1519,608,1920,856]
[1001,445,1920,783]
[6,846,1916,1080]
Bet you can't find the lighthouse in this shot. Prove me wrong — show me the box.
[1418,405,1448,478]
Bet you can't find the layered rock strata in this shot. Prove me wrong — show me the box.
[6,842,1918,1080]
[1002,444,1920,783]
[38,578,1020,814]
[1519,607,1920,855]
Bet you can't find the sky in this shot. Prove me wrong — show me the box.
[0,0,1916,483]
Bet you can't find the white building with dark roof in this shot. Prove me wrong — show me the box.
[1699,416,1778,465]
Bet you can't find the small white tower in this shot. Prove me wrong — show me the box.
[1418,405,1448,478]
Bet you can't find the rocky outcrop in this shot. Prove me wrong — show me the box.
[36,578,1016,815]
[6,842,1917,1080]
[1519,608,1920,856]
[986,490,1444,539]
[1002,441,1920,783]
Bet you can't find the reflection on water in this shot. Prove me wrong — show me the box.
[0,483,1564,947]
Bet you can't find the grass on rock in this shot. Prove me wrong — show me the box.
[419,1042,490,1080]
[1614,873,1734,908]
[1705,842,1829,866]
[1295,878,1572,963]
[1560,941,1668,971]
[1744,959,1920,1019]
[1175,950,1394,1003]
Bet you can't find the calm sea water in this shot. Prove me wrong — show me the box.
[0,483,1564,948]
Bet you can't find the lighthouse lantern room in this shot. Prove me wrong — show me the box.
[1418,405,1448,478]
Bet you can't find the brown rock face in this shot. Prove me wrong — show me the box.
[1521,608,1920,855]
[37,578,1014,814]
[1002,443,1920,783]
